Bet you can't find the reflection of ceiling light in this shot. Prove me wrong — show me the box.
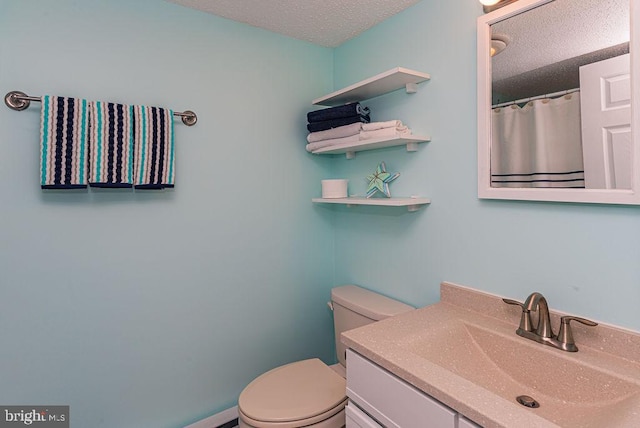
[491,39,507,56]
[490,33,509,56]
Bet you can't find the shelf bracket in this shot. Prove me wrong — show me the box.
[406,142,418,152]
[405,83,418,94]
[345,151,356,159]
[408,195,425,212]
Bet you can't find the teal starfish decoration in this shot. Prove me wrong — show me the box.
[366,162,400,198]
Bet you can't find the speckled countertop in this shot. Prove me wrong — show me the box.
[341,282,640,428]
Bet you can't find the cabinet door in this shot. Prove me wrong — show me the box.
[346,403,383,428]
[347,349,456,428]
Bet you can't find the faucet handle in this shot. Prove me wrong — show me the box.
[557,316,598,352]
[502,298,534,332]
[503,298,524,307]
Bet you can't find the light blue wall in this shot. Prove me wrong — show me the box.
[2,0,640,426]
[332,0,640,330]
[0,1,336,427]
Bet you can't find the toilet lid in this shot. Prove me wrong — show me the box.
[238,358,346,423]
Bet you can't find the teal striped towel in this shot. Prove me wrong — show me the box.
[133,106,175,189]
[40,95,89,189]
[88,101,134,188]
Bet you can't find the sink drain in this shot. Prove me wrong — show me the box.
[516,395,540,408]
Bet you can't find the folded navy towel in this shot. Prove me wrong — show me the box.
[88,101,134,188]
[307,103,370,123]
[40,95,90,189]
[307,114,370,133]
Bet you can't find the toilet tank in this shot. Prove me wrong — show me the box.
[331,285,414,367]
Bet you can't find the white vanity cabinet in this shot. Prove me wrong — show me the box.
[346,349,482,428]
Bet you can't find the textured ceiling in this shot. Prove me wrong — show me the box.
[166,0,423,47]
[492,0,629,101]
[166,0,629,100]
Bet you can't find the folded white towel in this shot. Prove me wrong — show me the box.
[307,122,362,143]
[362,120,406,131]
[359,127,411,140]
[306,134,360,152]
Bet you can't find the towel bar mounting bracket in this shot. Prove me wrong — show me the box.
[5,91,33,111]
[175,110,198,126]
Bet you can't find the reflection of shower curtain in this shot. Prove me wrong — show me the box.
[491,93,584,188]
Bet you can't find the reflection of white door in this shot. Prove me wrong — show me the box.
[579,53,631,189]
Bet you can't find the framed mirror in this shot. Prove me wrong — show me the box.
[477,0,640,204]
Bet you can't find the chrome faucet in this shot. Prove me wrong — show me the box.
[503,292,597,352]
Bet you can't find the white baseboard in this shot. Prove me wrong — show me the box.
[183,406,238,428]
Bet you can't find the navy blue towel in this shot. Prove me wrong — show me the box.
[307,103,370,123]
[307,114,370,133]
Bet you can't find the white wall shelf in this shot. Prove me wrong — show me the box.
[312,197,430,212]
[311,135,430,159]
[309,67,431,211]
[312,67,431,107]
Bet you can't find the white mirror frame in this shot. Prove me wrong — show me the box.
[477,0,640,204]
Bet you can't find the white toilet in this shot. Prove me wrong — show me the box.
[237,285,414,428]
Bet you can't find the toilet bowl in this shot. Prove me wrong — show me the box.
[238,359,346,428]
[237,285,414,428]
